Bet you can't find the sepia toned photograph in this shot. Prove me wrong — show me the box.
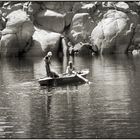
[0,1,140,139]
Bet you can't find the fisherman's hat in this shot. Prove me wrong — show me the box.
[47,51,52,57]
[69,61,73,65]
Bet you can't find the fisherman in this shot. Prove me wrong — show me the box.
[44,51,59,78]
[66,61,75,75]
[65,61,90,84]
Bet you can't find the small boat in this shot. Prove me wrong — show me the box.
[38,69,89,86]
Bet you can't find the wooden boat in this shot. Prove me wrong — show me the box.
[38,69,89,86]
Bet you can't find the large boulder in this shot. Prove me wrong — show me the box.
[101,2,116,10]
[69,42,95,55]
[27,2,40,15]
[72,2,83,13]
[0,10,6,30]
[0,2,23,17]
[127,2,140,13]
[26,28,61,57]
[72,2,96,13]
[80,3,96,13]
[35,9,65,33]
[68,13,95,44]
[115,2,129,12]
[23,2,40,22]
[64,12,74,27]
[91,10,138,54]
[0,10,35,57]
[0,2,3,7]
[42,2,74,13]
[9,2,23,11]
[133,24,140,46]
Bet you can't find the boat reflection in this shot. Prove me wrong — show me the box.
[32,84,90,138]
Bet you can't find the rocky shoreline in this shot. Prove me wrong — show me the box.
[0,1,140,57]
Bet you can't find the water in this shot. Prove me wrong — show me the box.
[0,54,140,138]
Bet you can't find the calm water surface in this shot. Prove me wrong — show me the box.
[0,54,140,138]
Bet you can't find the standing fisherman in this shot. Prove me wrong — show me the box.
[44,51,59,78]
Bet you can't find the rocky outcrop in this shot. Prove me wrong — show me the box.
[80,3,96,13]
[24,2,40,22]
[91,10,138,54]
[35,9,65,33]
[115,2,129,12]
[26,2,40,15]
[73,2,96,14]
[72,2,83,13]
[68,42,95,55]
[0,11,6,30]
[0,10,35,56]
[127,2,140,13]
[133,24,140,47]
[42,2,74,13]
[64,12,74,27]
[69,13,95,44]
[0,2,23,17]
[1,1,140,57]
[26,28,61,57]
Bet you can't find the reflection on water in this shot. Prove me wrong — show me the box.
[0,55,140,138]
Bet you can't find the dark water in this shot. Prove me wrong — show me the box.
[0,54,140,138]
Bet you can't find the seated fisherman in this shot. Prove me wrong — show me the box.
[66,61,75,75]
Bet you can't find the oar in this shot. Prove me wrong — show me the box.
[74,71,90,84]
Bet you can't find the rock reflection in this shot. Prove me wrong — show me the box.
[88,54,140,138]
[0,57,35,138]
[0,57,34,86]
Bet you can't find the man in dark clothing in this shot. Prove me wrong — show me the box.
[44,51,59,78]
